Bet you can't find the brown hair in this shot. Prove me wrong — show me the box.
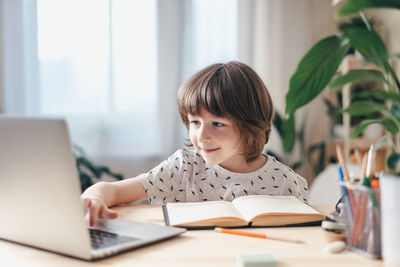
[177,61,274,163]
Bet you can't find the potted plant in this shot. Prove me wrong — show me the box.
[73,145,124,192]
[285,0,400,174]
[267,111,327,179]
[284,0,400,263]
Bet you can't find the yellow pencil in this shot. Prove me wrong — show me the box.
[214,227,305,244]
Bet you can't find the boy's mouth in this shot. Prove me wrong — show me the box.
[202,148,220,153]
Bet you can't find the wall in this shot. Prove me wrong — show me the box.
[371,9,400,53]
[374,9,400,79]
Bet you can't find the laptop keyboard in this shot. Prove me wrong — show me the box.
[89,228,140,250]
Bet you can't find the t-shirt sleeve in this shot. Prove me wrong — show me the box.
[138,150,189,204]
[295,175,309,202]
[279,168,309,202]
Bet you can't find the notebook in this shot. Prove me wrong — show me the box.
[163,195,325,229]
[0,116,186,260]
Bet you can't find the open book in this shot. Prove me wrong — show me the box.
[163,195,325,228]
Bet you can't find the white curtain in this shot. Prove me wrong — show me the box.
[157,0,239,155]
[0,0,238,177]
[238,0,337,179]
[156,0,187,155]
[0,0,39,115]
[1,0,338,179]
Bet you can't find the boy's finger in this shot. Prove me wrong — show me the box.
[89,202,101,226]
[102,208,119,219]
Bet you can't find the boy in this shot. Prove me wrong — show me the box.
[82,61,308,226]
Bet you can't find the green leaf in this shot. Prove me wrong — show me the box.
[272,111,296,154]
[387,153,400,171]
[388,63,400,91]
[391,103,400,118]
[374,135,396,151]
[345,101,400,130]
[344,27,391,74]
[265,150,282,162]
[291,161,303,171]
[79,172,93,192]
[350,119,381,138]
[307,142,327,174]
[382,117,399,135]
[344,101,385,115]
[272,112,284,137]
[385,104,400,129]
[323,98,342,124]
[77,157,101,178]
[354,89,400,103]
[338,0,400,17]
[328,69,387,90]
[282,114,295,153]
[285,35,351,116]
[337,16,375,32]
[113,174,124,180]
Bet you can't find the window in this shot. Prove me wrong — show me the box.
[7,0,239,160]
[192,0,238,71]
[37,0,158,157]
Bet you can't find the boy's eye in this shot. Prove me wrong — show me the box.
[212,122,224,127]
[191,120,200,125]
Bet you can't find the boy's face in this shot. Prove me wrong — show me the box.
[188,108,245,170]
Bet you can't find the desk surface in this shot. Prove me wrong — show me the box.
[0,204,383,267]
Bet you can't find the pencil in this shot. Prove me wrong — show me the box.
[214,227,305,244]
[365,144,374,178]
[336,145,350,182]
[350,192,364,246]
[361,154,368,178]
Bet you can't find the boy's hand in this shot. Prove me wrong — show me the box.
[81,196,119,227]
[80,179,147,226]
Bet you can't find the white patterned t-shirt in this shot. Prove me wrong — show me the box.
[138,149,308,204]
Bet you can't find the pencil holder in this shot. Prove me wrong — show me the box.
[341,184,381,259]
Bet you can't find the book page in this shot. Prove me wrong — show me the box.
[232,195,320,222]
[166,201,245,226]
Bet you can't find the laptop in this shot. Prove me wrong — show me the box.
[0,116,186,260]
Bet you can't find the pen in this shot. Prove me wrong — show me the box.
[365,144,374,180]
[214,227,305,244]
[338,165,354,224]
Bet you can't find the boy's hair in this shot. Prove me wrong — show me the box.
[177,61,274,163]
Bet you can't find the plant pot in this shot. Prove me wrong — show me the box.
[381,172,400,265]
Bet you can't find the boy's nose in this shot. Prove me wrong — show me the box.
[198,125,211,143]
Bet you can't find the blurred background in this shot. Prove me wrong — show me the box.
[1,0,399,192]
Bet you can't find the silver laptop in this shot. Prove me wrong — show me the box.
[0,116,186,260]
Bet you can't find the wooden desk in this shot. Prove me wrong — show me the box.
[0,205,383,266]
